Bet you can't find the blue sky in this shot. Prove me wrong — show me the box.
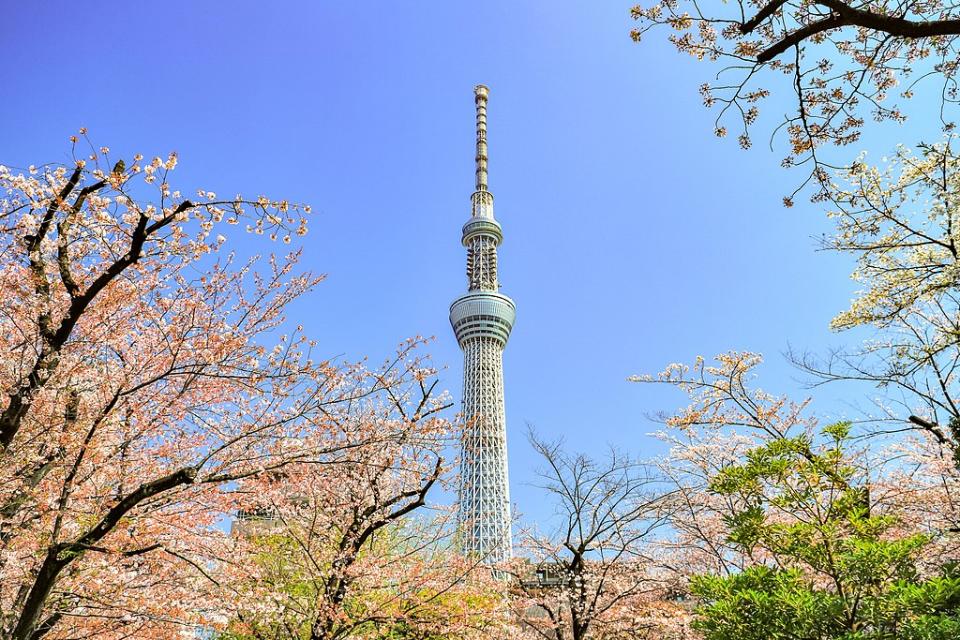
[3,2,922,524]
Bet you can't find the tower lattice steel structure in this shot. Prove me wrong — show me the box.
[450,85,515,564]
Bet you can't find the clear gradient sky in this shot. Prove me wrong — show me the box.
[2,2,924,524]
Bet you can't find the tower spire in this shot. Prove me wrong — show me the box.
[474,84,489,192]
[450,85,515,566]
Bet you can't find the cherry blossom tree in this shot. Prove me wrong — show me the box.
[628,0,960,464]
[0,135,438,640]
[780,142,960,462]
[218,370,510,640]
[630,0,960,200]
[508,431,691,640]
[634,352,960,638]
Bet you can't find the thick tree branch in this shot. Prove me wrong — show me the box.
[8,466,198,640]
[819,0,960,37]
[751,0,960,63]
[0,393,78,542]
[55,214,79,299]
[740,0,790,34]
[27,610,63,640]
[908,414,950,446]
[311,456,443,640]
[0,199,193,450]
[25,166,82,276]
[355,456,442,551]
[758,14,846,62]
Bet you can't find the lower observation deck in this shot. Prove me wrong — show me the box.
[449,291,516,346]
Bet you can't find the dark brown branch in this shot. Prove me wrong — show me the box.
[8,466,198,640]
[355,456,442,550]
[908,414,950,446]
[740,0,790,34]
[755,0,960,63]
[310,457,442,640]
[818,0,960,38]
[51,177,107,300]
[73,466,198,552]
[51,389,121,542]
[0,393,78,540]
[0,199,193,450]
[123,543,163,557]
[758,14,846,62]
[25,166,82,274]
[56,215,79,299]
[23,167,83,343]
[28,610,63,640]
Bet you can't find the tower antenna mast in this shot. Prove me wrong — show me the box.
[450,85,515,564]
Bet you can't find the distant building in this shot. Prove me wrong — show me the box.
[231,506,279,537]
[449,85,515,564]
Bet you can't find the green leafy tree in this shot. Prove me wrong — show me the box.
[691,422,960,639]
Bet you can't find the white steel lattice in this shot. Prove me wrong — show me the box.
[449,85,514,564]
[459,337,511,563]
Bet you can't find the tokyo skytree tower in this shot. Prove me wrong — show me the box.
[449,85,515,564]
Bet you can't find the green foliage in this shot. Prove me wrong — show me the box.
[692,423,960,639]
